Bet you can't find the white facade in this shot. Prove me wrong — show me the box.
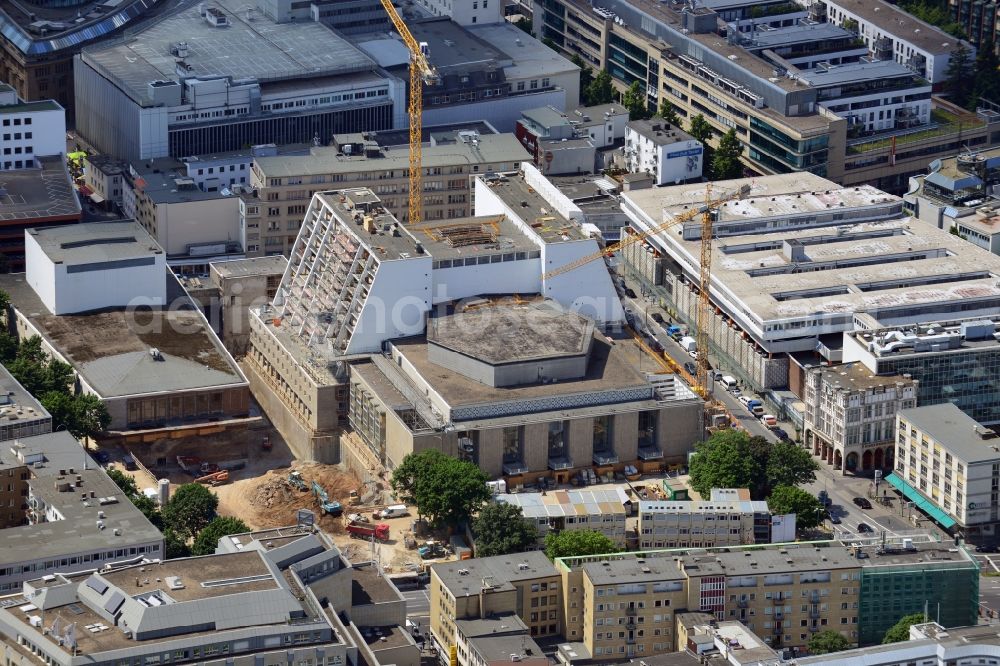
[149,197,241,257]
[24,224,167,315]
[820,0,968,85]
[181,153,253,192]
[0,88,66,171]
[624,122,703,186]
[416,0,503,25]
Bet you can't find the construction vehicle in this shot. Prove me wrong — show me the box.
[347,521,390,541]
[311,480,343,516]
[348,489,361,506]
[418,541,446,559]
[194,470,229,486]
[288,471,308,492]
[378,0,439,225]
[540,183,750,395]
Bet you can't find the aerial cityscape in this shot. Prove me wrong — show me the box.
[0,0,999,661]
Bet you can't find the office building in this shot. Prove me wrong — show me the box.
[82,156,127,211]
[0,0,163,116]
[817,0,971,86]
[415,0,504,25]
[624,120,703,186]
[620,173,1000,392]
[515,103,628,174]
[209,257,287,355]
[241,128,528,257]
[356,18,580,132]
[803,362,918,474]
[535,0,995,194]
[843,316,1000,426]
[0,85,65,170]
[0,158,81,272]
[245,166,631,462]
[121,159,244,272]
[0,223,253,441]
[495,488,630,546]
[74,0,403,161]
[890,402,1000,538]
[0,430,164,594]
[636,493,793,549]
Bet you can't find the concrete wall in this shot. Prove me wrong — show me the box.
[426,344,588,387]
[155,197,241,256]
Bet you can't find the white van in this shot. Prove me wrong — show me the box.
[379,504,409,519]
[721,375,738,390]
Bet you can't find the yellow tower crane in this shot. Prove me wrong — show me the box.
[540,183,750,395]
[379,0,439,226]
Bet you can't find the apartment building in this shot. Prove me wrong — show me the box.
[636,495,793,550]
[0,365,50,528]
[241,130,529,257]
[0,85,65,171]
[495,488,630,547]
[949,0,999,56]
[891,402,1000,538]
[624,119,703,186]
[803,362,918,475]
[535,0,998,194]
[430,551,559,651]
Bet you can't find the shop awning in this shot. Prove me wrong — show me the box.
[884,472,957,530]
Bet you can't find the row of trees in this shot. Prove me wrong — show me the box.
[689,429,825,527]
[806,613,929,656]
[944,43,1000,111]
[108,471,248,557]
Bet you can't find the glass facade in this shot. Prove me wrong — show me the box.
[877,349,1000,425]
[748,117,829,174]
[858,560,979,646]
[609,34,648,87]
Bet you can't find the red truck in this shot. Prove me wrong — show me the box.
[346,522,390,541]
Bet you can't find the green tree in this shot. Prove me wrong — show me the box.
[571,54,594,95]
[514,17,533,34]
[687,114,714,144]
[162,483,218,539]
[944,43,973,104]
[807,630,851,655]
[192,516,251,556]
[544,530,620,560]
[584,69,614,106]
[710,128,743,180]
[107,468,140,498]
[688,430,764,498]
[472,502,538,557]
[765,441,819,493]
[882,613,927,644]
[622,81,649,120]
[659,99,680,126]
[41,392,111,440]
[767,485,825,529]
[164,529,192,559]
[390,450,491,527]
[0,331,18,363]
[969,41,1000,108]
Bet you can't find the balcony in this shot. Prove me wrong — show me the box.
[637,446,663,461]
[503,461,529,475]
[594,451,619,465]
[549,457,573,471]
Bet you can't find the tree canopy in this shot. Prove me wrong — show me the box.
[390,450,491,527]
[583,70,614,106]
[807,630,851,655]
[192,516,251,556]
[711,128,743,180]
[544,530,620,560]
[689,430,818,499]
[472,502,538,557]
[687,114,714,144]
[882,613,928,644]
[659,99,680,126]
[162,483,219,539]
[572,54,595,98]
[767,485,825,529]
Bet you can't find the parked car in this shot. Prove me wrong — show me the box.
[857,522,874,534]
[818,490,831,506]
[624,287,638,299]
[683,362,697,375]
[976,544,998,553]
[829,514,841,525]
[729,387,742,398]
[759,414,777,427]
[651,312,665,324]
[93,450,111,464]
[773,428,790,441]
[647,338,664,353]
[853,497,873,510]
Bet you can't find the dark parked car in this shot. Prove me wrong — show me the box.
[684,362,697,375]
[647,338,664,353]
[651,312,665,324]
[624,287,638,299]
[828,514,841,525]
[93,450,111,464]
[772,428,790,441]
[857,522,874,533]
[976,544,998,553]
[853,497,873,510]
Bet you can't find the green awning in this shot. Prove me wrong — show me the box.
[884,472,957,530]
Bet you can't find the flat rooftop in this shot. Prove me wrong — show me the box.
[814,361,912,391]
[623,174,1000,324]
[497,487,628,519]
[102,550,277,600]
[793,623,1000,663]
[0,365,50,432]
[467,21,576,81]
[212,255,288,278]
[0,445,161,565]
[28,221,161,266]
[823,0,963,54]
[0,99,61,115]
[0,158,81,222]
[351,565,400,605]
[486,176,587,243]
[251,132,528,178]
[433,551,555,598]
[638,498,770,514]
[627,119,696,146]
[898,403,1000,464]
[0,273,245,398]
[361,625,413,650]
[129,162,236,205]
[402,215,539,263]
[81,0,376,105]
[408,18,506,72]
[427,306,594,365]
[746,22,856,49]
[847,317,1000,359]
[391,332,650,409]
[798,59,922,87]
